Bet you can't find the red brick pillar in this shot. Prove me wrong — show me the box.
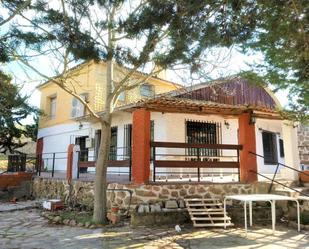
[36,138,44,171]
[238,113,258,183]
[132,109,151,184]
[66,144,75,181]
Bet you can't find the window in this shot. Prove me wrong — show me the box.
[109,127,118,160]
[49,96,57,119]
[94,127,118,160]
[71,93,88,118]
[140,83,154,97]
[279,139,285,157]
[123,124,132,159]
[262,131,278,164]
[186,120,222,157]
[94,130,101,160]
[150,120,154,160]
[75,136,89,162]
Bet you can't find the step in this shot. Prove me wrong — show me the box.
[189,211,225,215]
[185,198,220,202]
[187,203,222,207]
[187,208,224,212]
[193,222,233,227]
[186,201,221,204]
[191,217,231,221]
[185,198,233,228]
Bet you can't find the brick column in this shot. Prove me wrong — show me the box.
[132,109,151,184]
[238,113,258,183]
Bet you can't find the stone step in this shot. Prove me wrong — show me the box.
[274,187,309,198]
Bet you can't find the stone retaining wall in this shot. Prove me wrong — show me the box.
[31,178,271,210]
[298,124,309,165]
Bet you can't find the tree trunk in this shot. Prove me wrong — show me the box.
[93,118,111,224]
[93,7,114,224]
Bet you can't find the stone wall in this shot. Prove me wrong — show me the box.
[31,178,271,210]
[298,124,309,166]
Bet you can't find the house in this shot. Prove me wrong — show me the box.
[37,61,300,184]
[37,60,180,172]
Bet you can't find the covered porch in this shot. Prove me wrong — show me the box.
[124,96,299,185]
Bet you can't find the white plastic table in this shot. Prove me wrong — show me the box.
[223,194,300,235]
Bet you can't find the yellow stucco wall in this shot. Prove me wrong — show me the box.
[38,61,180,128]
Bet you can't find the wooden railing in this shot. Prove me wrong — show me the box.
[78,160,130,169]
[151,141,242,182]
[77,147,131,181]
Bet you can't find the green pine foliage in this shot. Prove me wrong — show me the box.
[241,0,309,115]
[0,72,39,154]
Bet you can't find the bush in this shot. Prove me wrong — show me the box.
[300,212,309,225]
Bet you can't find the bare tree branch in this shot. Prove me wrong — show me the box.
[0,0,31,26]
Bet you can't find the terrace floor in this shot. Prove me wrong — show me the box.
[0,208,309,249]
[36,171,130,183]
[35,171,285,184]
[35,170,241,183]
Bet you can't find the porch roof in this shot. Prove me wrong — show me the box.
[117,96,282,119]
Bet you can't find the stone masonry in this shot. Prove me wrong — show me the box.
[31,178,270,211]
[298,124,309,166]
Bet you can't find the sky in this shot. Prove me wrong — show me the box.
[4,46,289,125]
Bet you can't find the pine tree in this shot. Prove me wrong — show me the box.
[0,72,38,154]
[241,0,309,113]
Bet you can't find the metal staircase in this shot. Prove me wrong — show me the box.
[185,198,233,227]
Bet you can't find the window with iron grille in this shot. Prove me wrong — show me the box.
[109,127,118,160]
[94,130,101,160]
[94,127,118,160]
[279,138,285,158]
[150,120,154,160]
[185,120,222,158]
[262,131,278,164]
[123,124,132,159]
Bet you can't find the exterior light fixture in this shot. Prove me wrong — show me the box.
[249,111,256,125]
[224,120,230,129]
[78,122,83,130]
[249,116,256,125]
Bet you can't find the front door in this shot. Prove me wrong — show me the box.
[75,136,88,160]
